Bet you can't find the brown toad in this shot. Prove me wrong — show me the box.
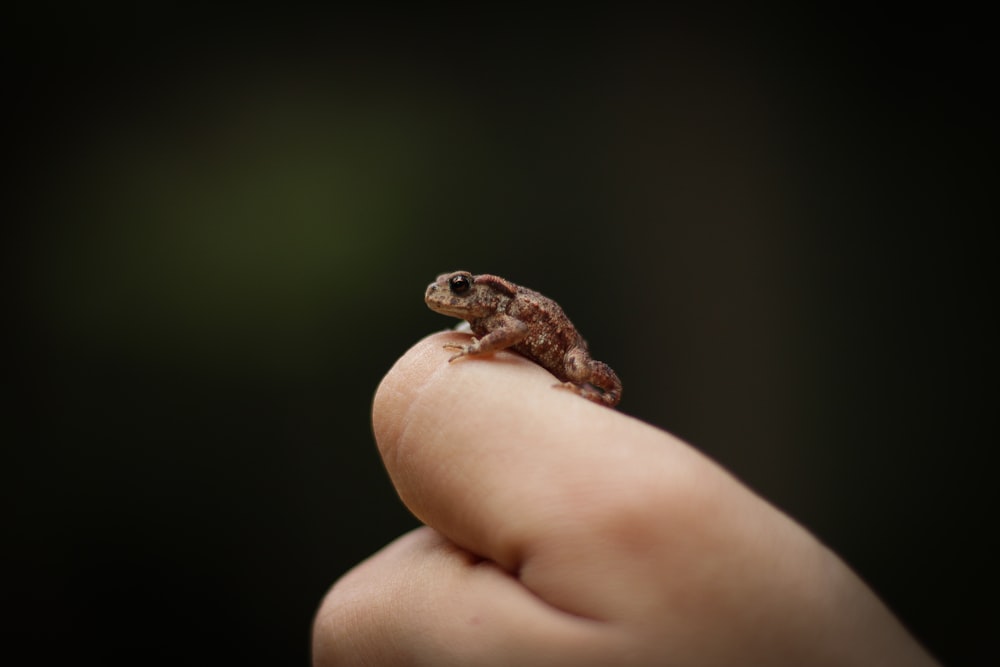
[424,271,622,407]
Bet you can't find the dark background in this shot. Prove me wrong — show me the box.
[7,7,994,665]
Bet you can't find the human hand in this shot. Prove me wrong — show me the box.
[313,332,938,666]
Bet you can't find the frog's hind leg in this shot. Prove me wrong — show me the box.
[556,347,622,407]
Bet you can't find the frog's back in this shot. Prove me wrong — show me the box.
[506,286,585,379]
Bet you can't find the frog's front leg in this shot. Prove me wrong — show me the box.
[443,316,529,363]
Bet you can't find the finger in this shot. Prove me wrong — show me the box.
[312,527,627,667]
[372,332,728,613]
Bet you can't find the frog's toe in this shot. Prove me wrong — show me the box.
[552,381,618,407]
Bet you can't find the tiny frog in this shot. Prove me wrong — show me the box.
[424,270,622,407]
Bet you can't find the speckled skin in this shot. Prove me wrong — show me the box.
[424,271,622,408]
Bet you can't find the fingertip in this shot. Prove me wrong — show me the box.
[370,330,594,529]
[372,331,553,456]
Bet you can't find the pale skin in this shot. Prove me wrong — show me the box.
[312,332,939,666]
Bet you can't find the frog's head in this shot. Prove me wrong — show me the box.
[425,270,510,320]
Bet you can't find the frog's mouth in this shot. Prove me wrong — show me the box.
[425,296,469,319]
[426,282,488,320]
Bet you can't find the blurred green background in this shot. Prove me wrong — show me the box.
[8,8,993,665]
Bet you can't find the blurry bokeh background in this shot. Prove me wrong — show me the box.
[8,8,994,665]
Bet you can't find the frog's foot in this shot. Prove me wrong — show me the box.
[553,381,620,408]
[443,337,480,363]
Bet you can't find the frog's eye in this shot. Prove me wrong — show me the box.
[449,274,472,295]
